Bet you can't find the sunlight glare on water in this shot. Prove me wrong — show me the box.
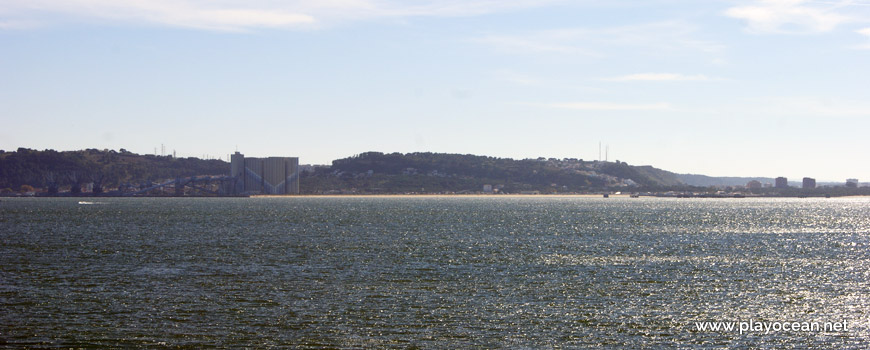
[2,197,870,348]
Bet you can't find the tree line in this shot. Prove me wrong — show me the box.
[0,148,228,193]
[301,151,682,194]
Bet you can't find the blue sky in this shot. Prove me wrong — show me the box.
[1,0,869,181]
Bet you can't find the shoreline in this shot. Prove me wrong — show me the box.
[253,194,630,198]
[4,193,870,199]
[251,193,870,199]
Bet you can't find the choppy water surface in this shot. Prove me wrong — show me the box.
[2,197,870,348]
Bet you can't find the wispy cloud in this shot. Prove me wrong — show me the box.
[492,70,544,86]
[473,33,600,56]
[855,27,870,48]
[734,96,870,117]
[490,70,608,93]
[0,0,318,31]
[474,21,724,58]
[537,102,672,111]
[368,0,564,18]
[724,0,855,34]
[602,73,717,82]
[0,19,42,29]
[0,0,564,31]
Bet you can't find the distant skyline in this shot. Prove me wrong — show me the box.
[2,0,869,181]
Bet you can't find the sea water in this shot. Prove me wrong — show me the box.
[2,197,870,348]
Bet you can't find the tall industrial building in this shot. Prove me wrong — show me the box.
[230,152,299,194]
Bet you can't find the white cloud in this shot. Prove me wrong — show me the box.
[0,0,564,31]
[538,102,672,111]
[602,73,716,82]
[725,0,852,34]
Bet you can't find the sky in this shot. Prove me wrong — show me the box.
[1,0,869,181]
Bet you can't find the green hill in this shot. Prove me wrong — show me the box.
[0,148,228,193]
[301,152,683,194]
[1,148,685,195]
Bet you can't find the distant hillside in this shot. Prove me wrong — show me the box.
[598,163,684,187]
[677,174,775,187]
[2,148,689,195]
[0,148,228,192]
[301,152,684,194]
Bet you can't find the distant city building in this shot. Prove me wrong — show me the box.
[846,178,859,188]
[483,184,493,193]
[802,177,816,189]
[230,152,299,195]
[746,180,762,189]
[775,177,788,188]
